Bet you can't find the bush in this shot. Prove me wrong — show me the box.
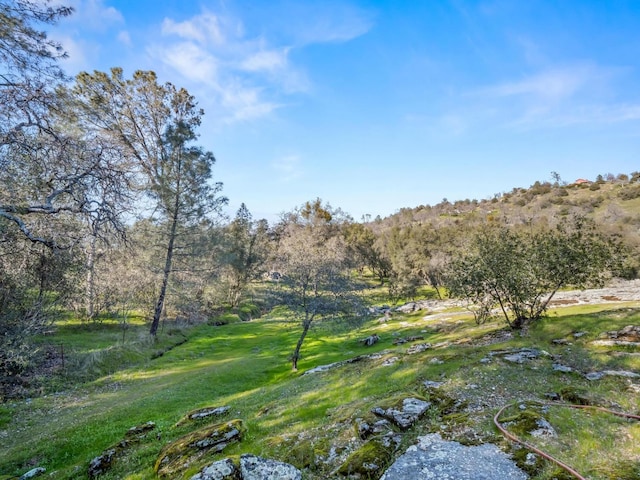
[618,185,640,200]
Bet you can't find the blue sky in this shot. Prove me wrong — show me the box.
[50,0,640,222]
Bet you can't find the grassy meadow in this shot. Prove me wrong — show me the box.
[0,296,639,479]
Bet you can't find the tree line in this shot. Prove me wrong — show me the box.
[0,1,636,391]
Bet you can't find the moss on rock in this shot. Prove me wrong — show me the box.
[336,434,400,478]
[154,419,244,478]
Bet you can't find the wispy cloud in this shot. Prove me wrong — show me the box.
[161,13,227,45]
[61,0,124,30]
[150,4,371,124]
[272,155,303,182]
[468,63,640,129]
[479,65,593,101]
[150,10,292,123]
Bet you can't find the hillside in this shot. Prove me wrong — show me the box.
[0,288,639,479]
[375,175,640,239]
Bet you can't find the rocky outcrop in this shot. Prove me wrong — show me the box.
[154,419,243,478]
[380,433,528,480]
[336,432,402,478]
[302,352,391,375]
[371,397,431,430]
[189,458,239,480]
[189,455,301,480]
[592,325,640,347]
[19,467,46,479]
[176,406,230,426]
[240,454,302,480]
[88,421,156,479]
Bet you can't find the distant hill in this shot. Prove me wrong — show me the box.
[373,172,640,246]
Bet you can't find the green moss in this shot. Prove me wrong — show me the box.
[286,437,333,469]
[559,387,594,405]
[510,447,545,475]
[154,419,244,478]
[545,467,578,480]
[424,388,466,414]
[336,436,396,478]
[499,405,550,438]
[592,460,640,479]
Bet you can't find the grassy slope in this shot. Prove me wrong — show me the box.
[0,302,639,479]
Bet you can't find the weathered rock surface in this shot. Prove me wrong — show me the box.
[354,417,393,440]
[240,454,301,480]
[362,334,380,346]
[585,369,640,381]
[88,449,116,479]
[189,458,239,480]
[176,406,230,426]
[19,467,46,479]
[380,433,528,480]
[372,397,431,430]
[592,324,640,347]
[552,363,573,373]
[302,352,391,375]
[336,432,402,478]
[155,419,243,478]
[88,421,156,479]
[189,455,300,480]
[500,348,541,364]
[406,343,432,355]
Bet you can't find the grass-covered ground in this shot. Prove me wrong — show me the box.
[0,299,639,479]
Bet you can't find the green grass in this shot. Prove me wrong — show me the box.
[1,302,639,479]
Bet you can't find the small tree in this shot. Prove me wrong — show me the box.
[274,202,363,371]
[447,218,617,328]
[220,204,270,307]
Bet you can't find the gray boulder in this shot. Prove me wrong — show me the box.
[190,458,239,480]
[380,433,527,480]
[240,454,301,480]
[372,397,431,430]
[19,467,46,480]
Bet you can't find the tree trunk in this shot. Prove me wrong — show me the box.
[291,316,313,371]
[150,208,179,336]
[85,233,97,320]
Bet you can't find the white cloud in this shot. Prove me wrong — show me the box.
[272,155,303,182]
[468,63,639,129]
[241,48,289,73]
[56,34,90,72]
[220,83,281,122]
[158,42,218,84]
[284,2,375,44]
[480,65,593,101]
[149,4,371,124]
[161,13,227,46]
[63,0,124,30]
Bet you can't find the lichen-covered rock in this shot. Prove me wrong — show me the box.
[240,454,301,480]
[88,449,116,479]
[176,406,230,426]
[126,421,156,438]
[88,421,157,478]
[19,467,46,479]
[380,434,527,480]
[336,433,402,478]
[354,417,392,440]
[189,458,240,480]
[155,419,243,478]
[406,343,431,355]
[372,397,431,430]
